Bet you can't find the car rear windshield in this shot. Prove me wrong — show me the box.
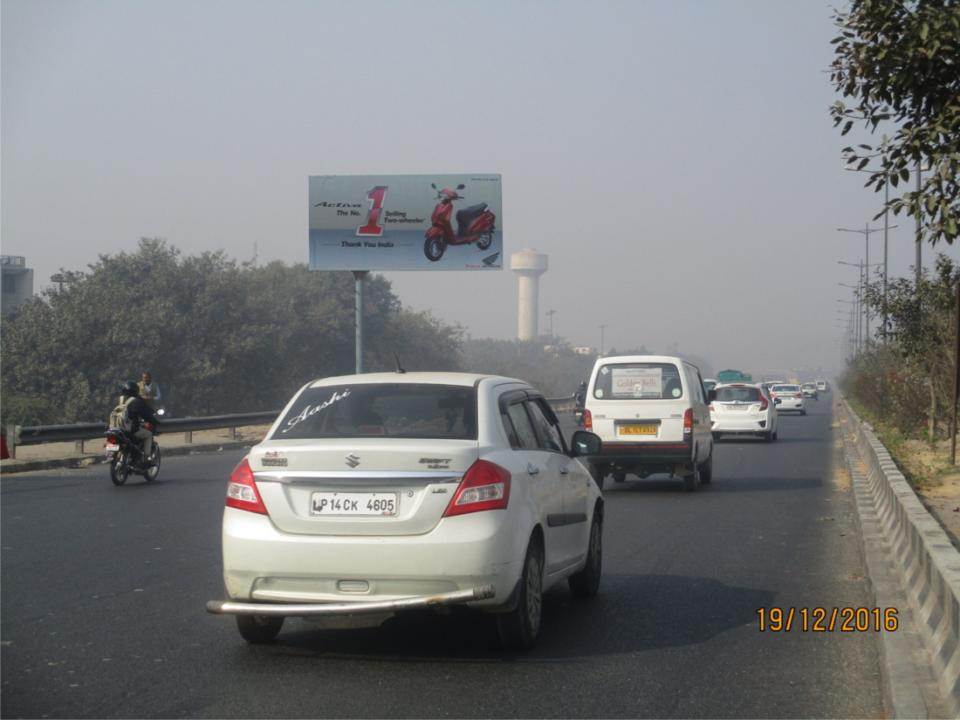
[715,386,762,403]
[273,384,477,440]
[592,362,683,400]
[773,385,799,393]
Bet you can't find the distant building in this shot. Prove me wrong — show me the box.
[573,346,596,356]
[1,256,34,315]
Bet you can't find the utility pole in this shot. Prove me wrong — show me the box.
[916,161,923,288]
[952,280,960,465]
[838,224,888,347]
[599,324,608,355]
[352,271,368,373]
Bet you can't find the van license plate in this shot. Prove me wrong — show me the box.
[310,492,398,517]
[618,424,658,436]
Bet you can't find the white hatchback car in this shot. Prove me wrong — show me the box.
[207,372,604,649]
[770,384,806,415]
[710,383,778,442]
[582,355,714,491]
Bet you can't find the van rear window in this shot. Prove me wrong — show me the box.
[592,363,683,400]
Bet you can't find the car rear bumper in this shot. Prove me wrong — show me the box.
[219,507,520,610]
[596,441,692,464]
[207,585,496,617]
[711,418,769,433]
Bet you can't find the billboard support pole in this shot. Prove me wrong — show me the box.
[352,271,368,374]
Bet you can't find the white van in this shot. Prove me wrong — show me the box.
[583,355,715,491]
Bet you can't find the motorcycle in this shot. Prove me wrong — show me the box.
[104,409,163,485]
[423,183,497,262]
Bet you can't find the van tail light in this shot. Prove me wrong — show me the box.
[683,408,694,436]
[443,459,511,517]
[582,409,593,431]
[758,396,769,412]
[226,458,268,515]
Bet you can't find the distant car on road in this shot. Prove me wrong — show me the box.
[710,383,778,442]
[770,384,806,415]
[801,382,819,400]
[816,380,829,393]
[207,372,604,650]
[703,378,718,392]
[583,355,714,491]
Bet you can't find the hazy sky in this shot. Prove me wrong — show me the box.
[3,0,957,375]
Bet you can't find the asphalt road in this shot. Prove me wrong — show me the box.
[1,398,884,718]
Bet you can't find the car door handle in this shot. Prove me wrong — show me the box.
[527,464,540,476]
[559,466,570,475]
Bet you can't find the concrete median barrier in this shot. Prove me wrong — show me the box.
[840,397,960,717]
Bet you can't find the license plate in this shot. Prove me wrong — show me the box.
[728,405,748,411]
[617,424,658,436]
[310,492,398,517]
[105,443,119,452]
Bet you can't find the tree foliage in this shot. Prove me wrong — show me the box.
[0,239,462,425]
[830,0,960,244]
[846,254,959,436]
[459,338,598,398]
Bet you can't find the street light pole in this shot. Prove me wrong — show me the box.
[599,324,608,355]
[838,224,889,347]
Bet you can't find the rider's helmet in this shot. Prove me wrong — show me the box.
[119,380,139,398]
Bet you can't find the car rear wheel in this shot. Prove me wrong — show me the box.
[613,470,626,483]
[800,409,807,416]
[236,614,284,644]
[683,465,700,492]
[497,537,544,650]
[569,509,603,598]
[698,454,713,484]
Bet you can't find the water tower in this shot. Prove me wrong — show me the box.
[510,249,548,341]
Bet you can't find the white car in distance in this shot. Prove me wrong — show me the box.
[710,383,779,442]
[770,384,806,415]
[207,372,604,650]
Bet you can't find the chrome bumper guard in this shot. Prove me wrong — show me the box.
[206,584,495,617]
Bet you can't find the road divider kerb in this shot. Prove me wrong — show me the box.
[840,395,960,717]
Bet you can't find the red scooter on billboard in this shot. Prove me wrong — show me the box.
[423,183,497,262]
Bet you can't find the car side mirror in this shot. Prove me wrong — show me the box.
[774,398,782,404]
[707,389,717,403]
[570,430,602,457]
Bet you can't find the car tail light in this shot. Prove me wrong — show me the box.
[443,459,511,517]
[794,393,803,399]
[709,404,715,413]
[758,396,769,411]
[683,408,694,436]
[226,458,268,515]
[582,409,593,431]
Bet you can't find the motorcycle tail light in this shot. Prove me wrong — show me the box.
[226,458,268,515]
[106,434,118,444]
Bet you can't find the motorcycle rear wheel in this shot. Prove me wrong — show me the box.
[424,236,445,262]
[477,232,493,250]
[110,453,129,486]
[144,445,161,482]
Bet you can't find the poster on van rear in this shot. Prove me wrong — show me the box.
[309,174,503,271]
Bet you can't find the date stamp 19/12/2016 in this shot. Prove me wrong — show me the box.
[757,607,899,632]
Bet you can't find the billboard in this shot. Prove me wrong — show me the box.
[309,174,502,271]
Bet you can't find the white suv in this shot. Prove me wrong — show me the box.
[582,355,714,491]
[207,372,604,650]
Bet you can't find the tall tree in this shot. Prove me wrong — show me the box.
[831,0,960,245]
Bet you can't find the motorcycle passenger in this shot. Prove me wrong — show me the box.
[118,380,160,466]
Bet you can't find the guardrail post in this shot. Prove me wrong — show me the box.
[185,430,193,444]
[230,426,238,440]
[75,439,85,455]
[6,425,18,459]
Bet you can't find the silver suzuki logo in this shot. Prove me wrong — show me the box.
[345,453,360,468]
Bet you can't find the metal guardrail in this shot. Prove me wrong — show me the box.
[3,396,578,460]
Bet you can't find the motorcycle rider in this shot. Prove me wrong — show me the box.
[118,380,160,467]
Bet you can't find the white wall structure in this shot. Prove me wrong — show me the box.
[510,249,548,341]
